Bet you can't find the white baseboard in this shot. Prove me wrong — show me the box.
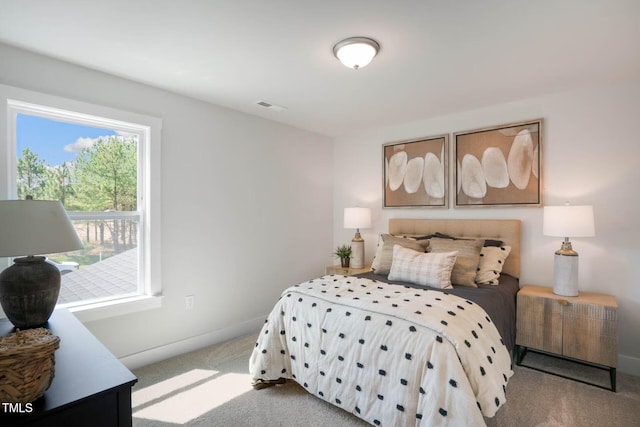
[618,354,640,377]
[119,314,265,370]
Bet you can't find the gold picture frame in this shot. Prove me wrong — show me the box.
[383,134,448,208]
[454,119,543,207]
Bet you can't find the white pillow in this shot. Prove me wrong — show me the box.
[388,245,458,289]
[475,245,512,285]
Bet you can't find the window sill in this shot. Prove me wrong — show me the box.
[66,294,163,323]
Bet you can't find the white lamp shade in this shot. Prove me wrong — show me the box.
[0,200,84,257]
[344,208,372,229]
[333,37,379,70]
[543,205,595,237]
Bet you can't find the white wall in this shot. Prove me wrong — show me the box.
[0,43,334,364]
[333,78,640,375]
[2,41,638,375]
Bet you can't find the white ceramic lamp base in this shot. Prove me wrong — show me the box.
[553,253,579,297]
[351,239,364,269]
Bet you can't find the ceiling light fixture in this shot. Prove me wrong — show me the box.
[333,37,380,70]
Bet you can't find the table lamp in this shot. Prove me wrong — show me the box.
[0,199,84,329]
[343,207,371,269]
[543,204,595,296]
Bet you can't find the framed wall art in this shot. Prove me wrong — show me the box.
[383,134,448,208]
[454,118,542,207]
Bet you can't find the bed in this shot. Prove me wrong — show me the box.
[250,219,521,426]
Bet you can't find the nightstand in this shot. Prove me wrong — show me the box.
[515,285,618,391]
[325,264,371,275]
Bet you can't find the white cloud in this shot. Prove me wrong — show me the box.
[64,134,134,153]
[64,137,97,152]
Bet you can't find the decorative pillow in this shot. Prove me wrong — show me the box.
[475,245,512,285]
[371,234,430,276]
[428,237,484,287]
[388,245,457,289]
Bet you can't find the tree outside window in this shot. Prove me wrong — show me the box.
[15,112,143,306]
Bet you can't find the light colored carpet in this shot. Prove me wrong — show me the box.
[132,334,640,426]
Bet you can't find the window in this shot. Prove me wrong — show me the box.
[6,99,161,320]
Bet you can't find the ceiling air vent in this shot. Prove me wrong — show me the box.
[256,101,287,112]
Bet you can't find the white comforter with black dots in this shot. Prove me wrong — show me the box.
[249,275,513,426]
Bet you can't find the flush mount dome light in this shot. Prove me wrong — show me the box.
[333,37,380,70]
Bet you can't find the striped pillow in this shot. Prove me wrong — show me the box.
[428,237,485,287]
[388,245,458,289]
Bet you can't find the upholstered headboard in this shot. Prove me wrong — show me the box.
[388,219,521,279]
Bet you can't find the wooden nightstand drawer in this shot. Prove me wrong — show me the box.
[563,303,617,366]
[515,285,618,391]
[516,293,563,355]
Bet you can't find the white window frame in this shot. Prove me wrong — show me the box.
[2,87,162,322]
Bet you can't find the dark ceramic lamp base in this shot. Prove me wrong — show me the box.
[0,256,61,329]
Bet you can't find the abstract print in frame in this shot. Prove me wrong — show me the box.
[383,134,448,208]
[454,118,542,207]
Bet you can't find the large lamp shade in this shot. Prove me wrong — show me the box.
[543,205,595,238]
[0,199,83,328]
[343,208,372,230]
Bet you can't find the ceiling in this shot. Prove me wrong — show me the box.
[1,0,638,137]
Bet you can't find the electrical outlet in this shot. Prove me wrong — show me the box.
[185,295,195,311]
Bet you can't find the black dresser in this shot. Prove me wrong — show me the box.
[0,309,137,426]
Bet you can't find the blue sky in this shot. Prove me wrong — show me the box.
[16,114,116,166]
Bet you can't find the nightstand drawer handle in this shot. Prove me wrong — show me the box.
[558,299,570,306]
